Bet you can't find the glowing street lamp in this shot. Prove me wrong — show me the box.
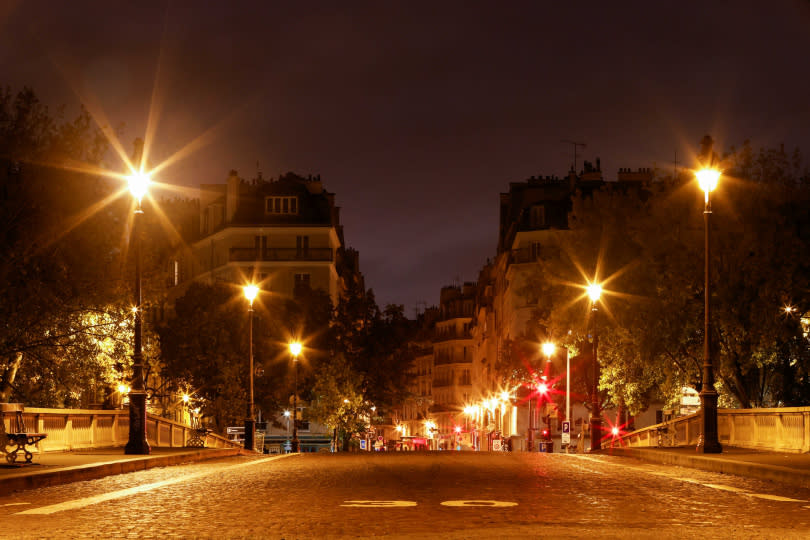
[696,167,723,454]
[125,138,151,455]
[243,283,260,452]
[587,281,603,452]
[289,341,302,452]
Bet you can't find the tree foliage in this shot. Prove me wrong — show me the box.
[0,86,133,406]
[524,139,810,412]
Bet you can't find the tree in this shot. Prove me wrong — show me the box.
[0,86,131,406]
[522,138,810,411]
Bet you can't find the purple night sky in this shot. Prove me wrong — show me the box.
[2,1,809,312]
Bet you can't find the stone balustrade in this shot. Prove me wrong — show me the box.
[613,406,810,453]
[1,407,240,453]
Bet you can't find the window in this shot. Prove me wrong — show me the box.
[296,236,309,257]
[530,241,542,260]
[265,196,299,215]
[529,205,546,228]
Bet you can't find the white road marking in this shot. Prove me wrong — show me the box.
[750,493,807,503]
[15,454,294,515]
[2,502,31,507]
[703,483,751,494]
[440,500,517,507]
[340,500,417,507]
[567,453,807,503]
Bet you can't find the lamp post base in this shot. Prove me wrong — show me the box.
[244,418,256,452]
[292,434,300,452]
[697,391,723,454]
[124,391,151,455]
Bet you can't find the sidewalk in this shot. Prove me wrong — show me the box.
[1,447,245,494]
[602,445,810,489]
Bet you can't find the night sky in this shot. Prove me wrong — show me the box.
[3,1,810,312]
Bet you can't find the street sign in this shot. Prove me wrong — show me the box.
[561,421,571,445]
[360,439,367,450]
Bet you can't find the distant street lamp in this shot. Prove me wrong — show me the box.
[696,168,723,454]
[289,341,302,452]
[125,139,151,455]
[243,283,260,452]
[587,282,603,452]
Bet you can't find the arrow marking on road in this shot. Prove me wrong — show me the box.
[15,454,295,515]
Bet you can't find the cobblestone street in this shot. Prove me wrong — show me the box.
[3,451,810,539]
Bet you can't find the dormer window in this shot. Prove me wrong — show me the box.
[265,196,298,215]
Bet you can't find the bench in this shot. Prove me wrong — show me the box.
[185,416,212,448]
[1,403,47,465]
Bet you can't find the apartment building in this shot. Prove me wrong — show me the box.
[171,170,351,305]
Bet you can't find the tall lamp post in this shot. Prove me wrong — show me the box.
[586,282,602,452]
[125,139,151,455]
[243,284,259,452]
[696,168,723,453]
[289,341,302,452]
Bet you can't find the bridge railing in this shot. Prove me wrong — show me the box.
[612,406,810,453]
[2,407,240,453]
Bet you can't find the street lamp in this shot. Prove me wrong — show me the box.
[696,168,723,454]
[289,341,302,452]
[587,282,602,452]
[243,283,259,452]
[125,139,151,455]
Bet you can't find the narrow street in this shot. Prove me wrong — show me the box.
[2,452,809,538]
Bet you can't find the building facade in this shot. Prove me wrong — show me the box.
[171,171,352,305]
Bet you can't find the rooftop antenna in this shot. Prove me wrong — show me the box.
[561,140,586,172]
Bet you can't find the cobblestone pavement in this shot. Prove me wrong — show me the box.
[2,451,810,539]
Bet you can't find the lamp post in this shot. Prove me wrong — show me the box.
[289,341,302,452]
[243,284,259,452]
[125,139,151,455]
[696,168,723,454]
[586,282,602,452]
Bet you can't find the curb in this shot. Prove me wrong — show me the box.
[1,448,246,494]
[605,447,810,489]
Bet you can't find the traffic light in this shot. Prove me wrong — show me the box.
[541,428,550,441]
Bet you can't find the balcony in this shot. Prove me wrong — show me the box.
[433,329,472,343]
[434,355,472,366]
[229,247,334,263]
